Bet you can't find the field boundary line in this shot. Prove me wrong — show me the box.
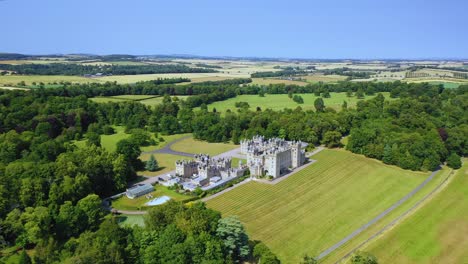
[317,167,442,260]
[333,168,454,263]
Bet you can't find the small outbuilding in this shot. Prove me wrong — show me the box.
[126,183,154,199]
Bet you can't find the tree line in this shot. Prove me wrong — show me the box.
[0,63,218,76]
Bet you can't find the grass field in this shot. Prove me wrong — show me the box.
[170,136,238,156]
[139,153,189,176]
[139,96,189,107]
[365,161,468,264]
[96,72,248,83]
[405,79,467,88]
[90,95,189,107]
[140,133,190,152]
[206,149,429,263]
[0,74,93,86]
[200,92,392,113]
[112,185,189,211]
[301,74,348,83]
[116,214,145,227]
[251,78,309,86]
[74,126,132,152]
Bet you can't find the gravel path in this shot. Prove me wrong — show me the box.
[316,167,442,260]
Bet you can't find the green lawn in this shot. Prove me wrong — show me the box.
[74,126,131,152]
[206,149,428,263]
[116,214,146,227]
[112,185,189,211]
[366,161,468,264]
[140,133,191,152]
[170,136,238,156]
[139,153,189,176]
[199,92,393,113]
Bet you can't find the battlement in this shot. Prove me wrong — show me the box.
[242,135,306,178]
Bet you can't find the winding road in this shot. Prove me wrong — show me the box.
[141,135,194,157]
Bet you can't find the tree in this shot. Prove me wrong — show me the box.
[301,254,318,264]
[253,242,280,264]
[342,100,348,110]
[77,194,106,231]
[293,95,304,104]
[116,139,142,169]
[351,251,378,264]
[321,131,342,148]
[446,152,462,169]
[86,132,101,147]
[314,98,325,112]
[145,154,159,171]
[216,216,250,260]
[18,250,32,264]
[356,88,365,99]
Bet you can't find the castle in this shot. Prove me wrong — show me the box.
[241,135,306,178]
[175,154,246,190]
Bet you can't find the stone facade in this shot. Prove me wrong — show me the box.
[241,135,306,178]
[176,154,247,190]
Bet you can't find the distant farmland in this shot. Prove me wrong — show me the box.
[206,149,428,263]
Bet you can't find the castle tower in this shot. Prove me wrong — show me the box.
[291,142,302,168]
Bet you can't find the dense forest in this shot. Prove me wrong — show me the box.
[0,79,466,262]
[0,63,218,75]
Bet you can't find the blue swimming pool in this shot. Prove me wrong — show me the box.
[145,196,171,206]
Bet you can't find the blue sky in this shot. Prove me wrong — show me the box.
[1,0,467,59]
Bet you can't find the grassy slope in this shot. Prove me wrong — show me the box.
[206,149,428,263]
[170,136,238,156]
[366,161,468,264]
[321,166,452,264]
[201,92,392,112]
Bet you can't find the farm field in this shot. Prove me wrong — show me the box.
[96,72,250,83]
[405,79,468,88]
[112,185,189,211]
[200,92,393,113]
[206,149,429,263]
[251,78,309,86]
[170,136,238,156]
[301,74,348,83]
[366,161,468,264]
[0,74,94,86]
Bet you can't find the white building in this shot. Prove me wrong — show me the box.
[241,135,306,178]
[175,154,247,191]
